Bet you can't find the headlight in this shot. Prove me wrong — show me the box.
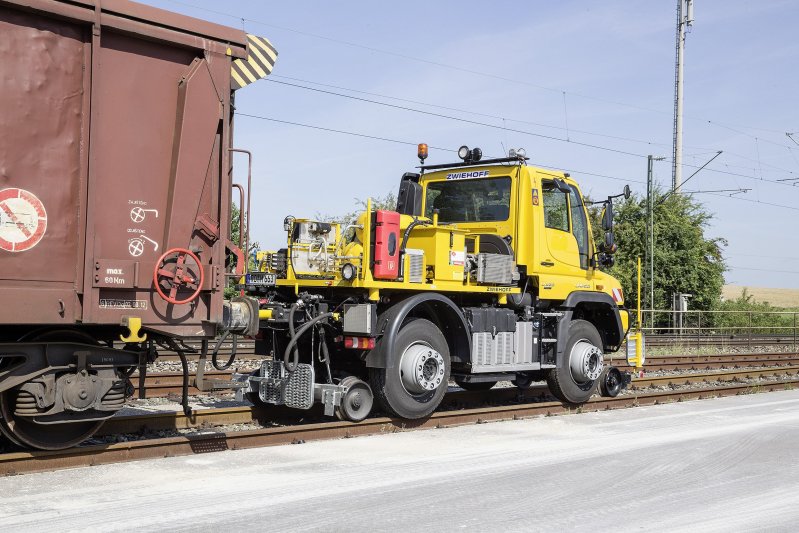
[341,263,356,281]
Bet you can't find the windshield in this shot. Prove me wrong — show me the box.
[424,177,511,222]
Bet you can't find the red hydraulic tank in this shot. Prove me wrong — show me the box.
[372,210,400,280]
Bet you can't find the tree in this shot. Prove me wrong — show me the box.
[230,202,259,258]
[226,204,260,298]
[591,189,726,313]
[315,192,397,226]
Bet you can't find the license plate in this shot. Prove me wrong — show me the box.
[246,272,276,286]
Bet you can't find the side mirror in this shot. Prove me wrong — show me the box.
[601,204,614,231]
[553,178,571,193]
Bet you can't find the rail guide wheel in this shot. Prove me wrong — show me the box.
[335,376,373,422]
[599,367,624,398]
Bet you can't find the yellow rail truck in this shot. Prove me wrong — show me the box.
[239,146,633,421]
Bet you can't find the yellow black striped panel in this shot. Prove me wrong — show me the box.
[231,34,278,90]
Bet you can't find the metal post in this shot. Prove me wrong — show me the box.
[748,311,752,349]
[672,0,693,193]
[646,156,655,327]
[697,310,701,349]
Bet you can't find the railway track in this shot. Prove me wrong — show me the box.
[137,352,799,397]
[3,365,798,476]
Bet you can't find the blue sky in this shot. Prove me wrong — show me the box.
[144,0,799,289]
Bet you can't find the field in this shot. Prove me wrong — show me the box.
[722,285,799,308]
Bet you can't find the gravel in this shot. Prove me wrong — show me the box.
[145,358,265,374]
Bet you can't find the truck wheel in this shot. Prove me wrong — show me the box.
[454,379,496,391]
[547,319,604,405]
[370,318,450,419]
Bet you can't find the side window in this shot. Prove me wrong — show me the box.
[568,186,589,269]
[543,183,569,232]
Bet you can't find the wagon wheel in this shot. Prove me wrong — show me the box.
[0,330,105,450]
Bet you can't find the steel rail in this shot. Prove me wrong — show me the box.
[2,378,797,476]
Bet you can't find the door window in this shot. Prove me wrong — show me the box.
[568,186,589,269]
[542,185,569,232]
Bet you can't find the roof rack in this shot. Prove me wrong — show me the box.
[418,156,528,171]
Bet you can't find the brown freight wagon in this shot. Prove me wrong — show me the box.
[0,0,276,449]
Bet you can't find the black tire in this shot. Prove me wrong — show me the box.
[547,319,603,405]
[600,367,623,398]
[454,379,497,391]
[369,318,450,419]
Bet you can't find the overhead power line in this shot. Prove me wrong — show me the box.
[270,75,674,149]
[272,75,799,177]
[265,78,647,159]
[162,0,797,148]
[237,112,799,213]
[267,78,799,189]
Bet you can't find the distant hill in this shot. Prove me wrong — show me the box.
[722,285,799,308]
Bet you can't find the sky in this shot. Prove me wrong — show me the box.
[143,0,799,289]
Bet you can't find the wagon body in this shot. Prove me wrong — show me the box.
[0,0,268,337]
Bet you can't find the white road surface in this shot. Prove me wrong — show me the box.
[2,389,799,532]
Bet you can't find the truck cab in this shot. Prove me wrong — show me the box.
[403,148,628,322]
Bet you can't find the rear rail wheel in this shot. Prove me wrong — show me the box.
[370,318,450,419]
[334,376,373,422]
[547,319,604,405]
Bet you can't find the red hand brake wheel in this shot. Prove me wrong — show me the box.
[153,248,204,305]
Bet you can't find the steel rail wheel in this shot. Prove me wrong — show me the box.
[600,366,624,397]
[0,331,106,450]
[334,376,374,422]
[370,318,450,419]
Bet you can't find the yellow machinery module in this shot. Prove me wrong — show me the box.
[241,145,635,421]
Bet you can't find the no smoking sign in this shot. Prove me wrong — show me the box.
[0,188,47,252]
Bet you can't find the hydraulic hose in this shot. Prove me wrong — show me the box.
[177,349,191,417]
[319,327,333,384]
[286,303,300,371]
[211,329,238,371]
[398,217,430,279]
[283,312,334,372]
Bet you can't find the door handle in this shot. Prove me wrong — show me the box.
[541,260,555,267]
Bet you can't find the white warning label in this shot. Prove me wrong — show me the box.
[99,299,148,310]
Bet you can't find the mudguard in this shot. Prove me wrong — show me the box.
[365,293,471,368]
[555,291,625,357]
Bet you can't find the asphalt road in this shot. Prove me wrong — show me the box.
[3,389,799,532]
